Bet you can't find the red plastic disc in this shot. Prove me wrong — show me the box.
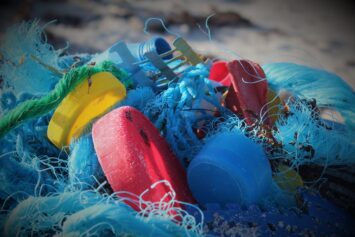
[92,106,195,210]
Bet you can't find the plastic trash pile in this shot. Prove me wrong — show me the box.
[0,21,354,236]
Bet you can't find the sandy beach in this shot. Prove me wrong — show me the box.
[0,0,354,89]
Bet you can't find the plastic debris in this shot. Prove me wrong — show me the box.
[92,106,195,210]
[93,37,172,87]
[188,132,272,206]
[210,60,270,126]
[47,72,127,148]
[0,21,354,237]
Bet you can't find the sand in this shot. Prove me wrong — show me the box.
[0,0,354,89]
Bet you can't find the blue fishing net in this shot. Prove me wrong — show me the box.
[262,63,355,168]
[144,63,224,166]
[263,62,355,131]
[1,20,354,236]
[272,98,355,166]
[0,20,63,95]
[0,21,204,237]
[3,188,203,237]
[117,86,156,111]
[68,134,105,189]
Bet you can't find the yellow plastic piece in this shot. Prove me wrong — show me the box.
[173,37,203,65]
[266,89,282,125]
[48,72,126,148]
[273,165,303,193]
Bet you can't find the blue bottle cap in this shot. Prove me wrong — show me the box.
[187,132,272,206]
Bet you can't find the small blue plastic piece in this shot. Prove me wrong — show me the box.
[128,37,172,61]
[113,41,152,86]
[94,37,172,65]
[187,132,272,206]
[144,51,177,86]
[144,37,205,89]
[92,37,172,87]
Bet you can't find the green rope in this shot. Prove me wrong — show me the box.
[0,61,131,138]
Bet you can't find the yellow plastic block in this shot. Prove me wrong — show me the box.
[273,165,303,193]
[47,72,126,148]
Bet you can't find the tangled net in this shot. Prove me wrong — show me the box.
[1,20,354,236]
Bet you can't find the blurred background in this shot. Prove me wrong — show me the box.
[0,0,354,88]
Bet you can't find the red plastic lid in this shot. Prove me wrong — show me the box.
[92,106,195,210]
[209,61,232,86]
[210,60,269,125]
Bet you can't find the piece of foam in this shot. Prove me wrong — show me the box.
[92,106,195,210]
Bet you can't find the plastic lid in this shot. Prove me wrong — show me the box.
[47,72,126,148]
[187,132,272,206]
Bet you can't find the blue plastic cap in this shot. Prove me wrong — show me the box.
[187,132,272,206]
